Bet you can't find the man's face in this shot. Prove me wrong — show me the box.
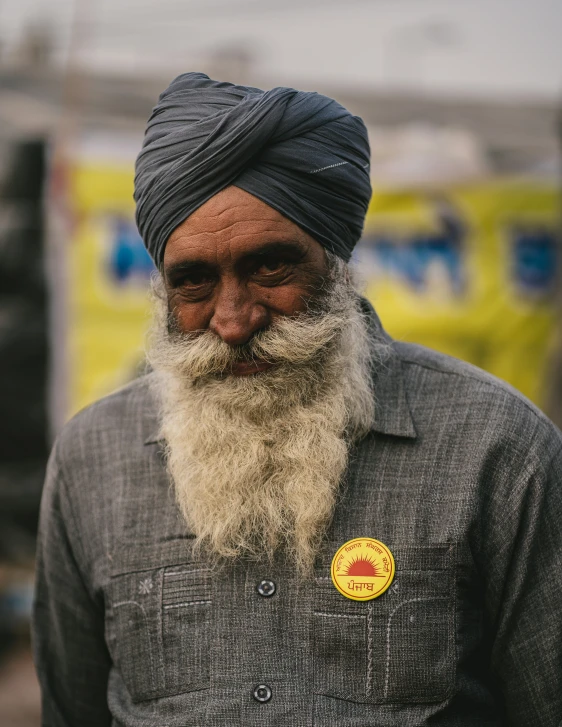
[162,186,329,376]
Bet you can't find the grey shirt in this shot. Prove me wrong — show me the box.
[33,315,562,727]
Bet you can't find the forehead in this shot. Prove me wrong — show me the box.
[163,186,320,266]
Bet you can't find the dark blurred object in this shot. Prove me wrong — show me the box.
[18,23,55,69]
[0,139,48,570]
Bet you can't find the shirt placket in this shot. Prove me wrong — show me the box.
[206,559,314,726]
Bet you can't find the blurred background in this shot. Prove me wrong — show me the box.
[0,0,561,723]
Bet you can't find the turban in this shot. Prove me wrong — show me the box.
[134,73,371,267]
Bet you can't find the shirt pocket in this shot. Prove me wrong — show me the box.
[313,543,456,704]
[106,553,212,702]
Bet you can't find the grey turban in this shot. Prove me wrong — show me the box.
[134,73,372,267]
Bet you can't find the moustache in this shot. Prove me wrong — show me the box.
[164,307,349,381]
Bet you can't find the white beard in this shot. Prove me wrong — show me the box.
[147,266,378,574]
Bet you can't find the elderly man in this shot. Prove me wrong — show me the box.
[33,74,561,727]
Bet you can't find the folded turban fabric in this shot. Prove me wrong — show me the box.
[134,73,372,267]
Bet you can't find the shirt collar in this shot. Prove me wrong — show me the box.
[144,298,417,445]
[361,298,417,439]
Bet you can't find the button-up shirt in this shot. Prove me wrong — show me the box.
[33,308,562,727]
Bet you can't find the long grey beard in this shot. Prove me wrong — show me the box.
[147,270,378,574]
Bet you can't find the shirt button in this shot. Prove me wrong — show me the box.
[253,684,272,703]
[257,579,276,597]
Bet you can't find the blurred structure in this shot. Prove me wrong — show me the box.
[0,138,45,727]
[0,140,47,644]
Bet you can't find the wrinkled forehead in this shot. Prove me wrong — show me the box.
[163,186,326,270]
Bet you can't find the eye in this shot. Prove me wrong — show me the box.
[183,270,213,286]
[165,265,217,301]
[258,258,285,274]
[254,254,294,278]
[169,267,215,289]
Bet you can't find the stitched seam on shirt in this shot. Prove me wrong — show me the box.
[163,600,212,608]
[384,597,448,699]
[366,603,374,697]
[314,612,366,619]
[156,568,166,686]
[164,569,211,577]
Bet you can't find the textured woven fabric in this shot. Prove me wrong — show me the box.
[33,305,562,727]
[134,73,371,266]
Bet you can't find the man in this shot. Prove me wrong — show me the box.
[33,73,562,726]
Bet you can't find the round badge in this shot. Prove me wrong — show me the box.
[331,537,395,601]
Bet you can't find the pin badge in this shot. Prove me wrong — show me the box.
[331,537,395,601]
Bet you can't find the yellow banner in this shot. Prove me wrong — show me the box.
[67,160,154,418]
[65,161,560,417]
[358,180,560,407]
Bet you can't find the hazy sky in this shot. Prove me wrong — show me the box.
[1,0,561,99]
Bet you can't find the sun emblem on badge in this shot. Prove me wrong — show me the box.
[344,554,380,577]
[331,537,396,602]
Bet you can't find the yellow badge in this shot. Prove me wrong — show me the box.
[331,537,395,601]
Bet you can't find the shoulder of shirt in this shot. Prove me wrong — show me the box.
[54,373,158,465]
[62,371,157,427]
[392,340,562,445]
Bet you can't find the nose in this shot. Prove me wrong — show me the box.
[209,279,269,347]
